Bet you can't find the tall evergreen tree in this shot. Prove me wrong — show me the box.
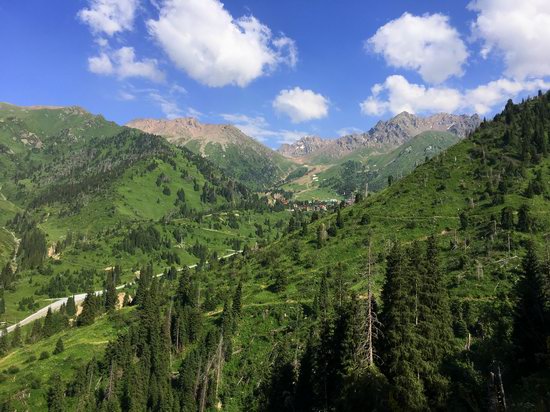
[104,270,118,311]
[46,373,65,412]
[417,236,453,407]
[381,243,426,411]
[512,242,549,374]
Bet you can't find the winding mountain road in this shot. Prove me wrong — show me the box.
[4,250,241,334]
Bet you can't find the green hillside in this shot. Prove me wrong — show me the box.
[0,105,292,328]
[282,131,461,200]
[1,94,549,410]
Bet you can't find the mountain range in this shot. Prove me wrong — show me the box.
[278,111,481,163]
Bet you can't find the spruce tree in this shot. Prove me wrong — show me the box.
[53,337,65,355]
[78,292,99,326]
[11,324,22,348]
[46,373,65,412]
[417,236,453,407]
[336,209,344,229]
[66,296,76,317]
[104,271,118,312]
[512,242,549,374]
[381,243,426,411]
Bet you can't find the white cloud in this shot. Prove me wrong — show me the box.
[170,84,188,95]
[273,87,329,123]
[464,78,550,114]
[221,113,308,144]
[367,12,468,84]
[78,0,139,36]
[147,0,297,87]
[88,53,113,74]
[337,127,363,137]
[360,75,550,116]
[186,107,203,119]
[469,0,550,80]
[118,90,136,101]
[88,47,164,82]
[149,92,183,119]
[360,75,462,116]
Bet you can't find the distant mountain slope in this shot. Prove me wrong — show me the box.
[127,117,296,190]
[279,111,480,164]
[318,130,462,195]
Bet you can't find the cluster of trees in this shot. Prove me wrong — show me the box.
[42,265,243,411]
[117,225,169,254]
[17,226,47,269]
[38,268,97,298]
[262,237,550,410]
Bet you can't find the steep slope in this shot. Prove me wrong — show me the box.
[281,131,462,200]
[0,104,291,328]
[127,117,296,189]
[318,130,462,195]
[279,111,480,164]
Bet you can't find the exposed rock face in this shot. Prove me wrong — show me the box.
[278,136,331,158]
[126,117,260,152]
[278,112,481,162]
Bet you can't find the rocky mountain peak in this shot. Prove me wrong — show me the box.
[277,112,481,161]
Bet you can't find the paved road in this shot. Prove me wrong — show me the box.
[4,251,241,334]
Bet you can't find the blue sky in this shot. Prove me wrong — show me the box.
[1,0,550,148]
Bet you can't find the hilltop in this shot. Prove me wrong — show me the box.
[127,117,296,190]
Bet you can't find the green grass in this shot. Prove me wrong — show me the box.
[0,309,133,410]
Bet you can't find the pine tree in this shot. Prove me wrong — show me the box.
[104,270,118,311]
[500,207,514,230]
[512,242,549,374]
[43,307,54,337]
[381,243,426,411]
[11,324,22,348]
[0,263,14,289]
[417,236,453,407]
[53,337,65,355]
[517,204,533,232]
[46,373,65,412]
[78,292,99,326]
[66,296,76,317]
[336,209,344,229]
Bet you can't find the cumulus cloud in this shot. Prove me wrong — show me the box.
[360,75,550,116]
[78,0,139,36]
[469,0,550,80]
[147,0,297,87]
[464,78,550,114]
[221,113,308,144]
[273,87,329,123]
[88,47,164,82]
[367,13,468,84]
[360,75,462,116]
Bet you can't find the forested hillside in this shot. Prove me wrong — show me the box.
[1,93,548,411]
[0,104,291,332]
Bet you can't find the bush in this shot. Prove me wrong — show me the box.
[39,351,50,360]
[7,366,20,374]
